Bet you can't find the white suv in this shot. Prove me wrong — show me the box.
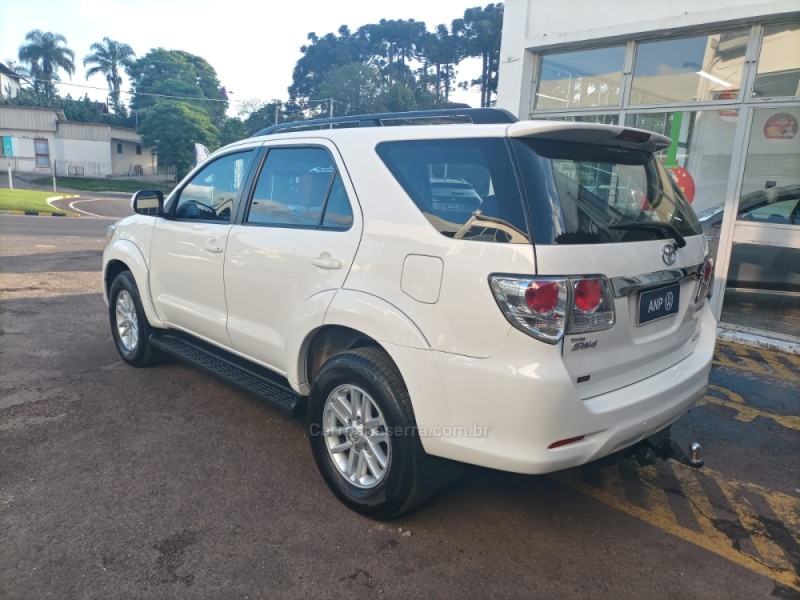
[103,108,716,519]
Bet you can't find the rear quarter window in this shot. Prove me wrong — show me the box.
[376,138,530,244]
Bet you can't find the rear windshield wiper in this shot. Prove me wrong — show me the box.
[609,222,687,248]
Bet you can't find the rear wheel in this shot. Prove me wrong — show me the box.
[307,347,436,519]
[108,271,159,367]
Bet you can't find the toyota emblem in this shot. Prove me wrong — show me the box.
[661,244,677,266]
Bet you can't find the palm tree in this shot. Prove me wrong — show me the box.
[18,30,75,97]
[83,37,136,115]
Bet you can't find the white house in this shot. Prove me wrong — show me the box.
[0,62,24,99]
[0,106,156,177]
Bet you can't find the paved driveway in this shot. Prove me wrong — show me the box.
[1,217,798,599]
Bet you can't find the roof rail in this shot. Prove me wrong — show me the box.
[252,107,518,137]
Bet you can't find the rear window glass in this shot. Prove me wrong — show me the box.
[376,138,530,244]
[511,139,702,245]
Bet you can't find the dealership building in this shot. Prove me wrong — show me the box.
[498,0,799,344]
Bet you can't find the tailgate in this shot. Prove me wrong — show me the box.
[536,239,707,398]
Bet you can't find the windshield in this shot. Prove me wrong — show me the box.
[511,138,702,245]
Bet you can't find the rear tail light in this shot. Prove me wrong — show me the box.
[695,256,714,303]
[489,275,615,344]
[568,276,616,334]
[525,281,559,314]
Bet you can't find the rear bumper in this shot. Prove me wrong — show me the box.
[390,305,716,474]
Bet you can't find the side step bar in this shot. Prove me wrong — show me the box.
[149,331,304,417]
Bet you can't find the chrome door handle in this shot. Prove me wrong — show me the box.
[310,256,342,270]
[203,244,224,253]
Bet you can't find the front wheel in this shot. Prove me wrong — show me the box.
[108,270,159,367]
[307,347,437,519]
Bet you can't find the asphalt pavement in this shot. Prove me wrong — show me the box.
[1,217,798,599]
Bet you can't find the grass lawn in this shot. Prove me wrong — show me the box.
[0,189,72,214]
[31,176,173,194]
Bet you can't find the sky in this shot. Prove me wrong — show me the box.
[0,0,484,116]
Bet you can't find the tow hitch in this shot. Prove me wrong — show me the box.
[625,427,704,468]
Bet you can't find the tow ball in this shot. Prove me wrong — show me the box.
[625,427,704,468]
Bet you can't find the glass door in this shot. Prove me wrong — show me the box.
[720,106,800,338]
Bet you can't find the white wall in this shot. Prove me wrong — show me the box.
[52,138,112,177]
[497,0,800,116]
[0,131,53,173]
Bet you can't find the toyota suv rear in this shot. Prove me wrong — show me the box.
[103,108,715,519]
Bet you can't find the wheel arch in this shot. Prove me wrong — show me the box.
[287,290,431,395]
[103,240,166,328]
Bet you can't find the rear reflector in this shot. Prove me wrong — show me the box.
[548,436,585,449]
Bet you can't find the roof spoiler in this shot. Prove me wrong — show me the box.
[508,121,671,153]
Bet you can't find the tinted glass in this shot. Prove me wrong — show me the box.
[247,147,335,227]
[511,139,702,245]
[174,150,254,222]
[376,138,530,244]
[321,173,354,230]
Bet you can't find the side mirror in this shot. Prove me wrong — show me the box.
[131,190,164,216]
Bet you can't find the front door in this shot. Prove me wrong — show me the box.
[149,149,257,344]
[224,143,362,373]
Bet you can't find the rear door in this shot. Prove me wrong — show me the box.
[510,126,710,399]
[224,142,362,373]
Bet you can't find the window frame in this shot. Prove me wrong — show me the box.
[34,138,50,168]
[167,148,259,224]
[528,21,800,118]
[241,144,355,232]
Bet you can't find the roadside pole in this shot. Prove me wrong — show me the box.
[6,163,12,190]
[52,159,56,193]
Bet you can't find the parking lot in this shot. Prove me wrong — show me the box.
[1,214,798,599]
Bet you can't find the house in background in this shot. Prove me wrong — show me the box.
[0,62,25,99]
[0,105,156,177]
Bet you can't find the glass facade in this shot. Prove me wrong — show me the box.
[536,46,626,109]
[630,31,748,105]
[530,21,800,341]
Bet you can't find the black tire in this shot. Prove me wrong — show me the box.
[307,347,438,519]
[108,270,160,368]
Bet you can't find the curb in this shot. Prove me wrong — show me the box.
[0,209,79,217]
[46,194,81,217]
[717,325,799,355]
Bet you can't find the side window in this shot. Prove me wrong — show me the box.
[376,138,529,243]
[741,197,799,224]
[321,173,354,230]
[247,147,352,229]
[174,150,255,222]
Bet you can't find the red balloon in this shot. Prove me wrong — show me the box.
[667,166,696,203]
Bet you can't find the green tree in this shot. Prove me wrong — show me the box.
[420,24,466,102]
[289,27,362,102]
[128,49,228,125]
[318,63,385,116]
[219,117,246,146]
[243,101,289,136]
[17,30,75,97]
[457,4,504,107]
[83,37,136,116]
[378,83,418,112]
[138,100,220,177]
